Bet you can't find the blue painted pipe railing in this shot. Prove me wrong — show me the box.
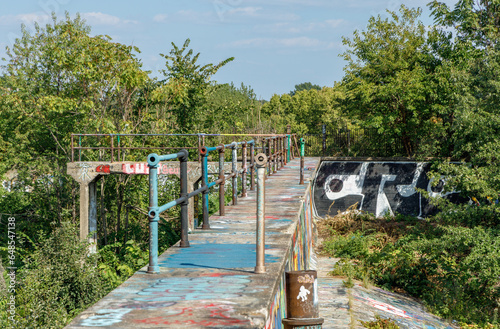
[147,150,189,274]
[199,140,255,229]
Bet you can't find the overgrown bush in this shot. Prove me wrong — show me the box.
[0,222,109,328]
[320,208,500,326]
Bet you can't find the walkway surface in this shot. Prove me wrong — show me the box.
[66,157,319,329]
[315,255,456,329]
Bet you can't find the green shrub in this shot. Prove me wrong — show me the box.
[0,222,109,328]
[361,315,400,329]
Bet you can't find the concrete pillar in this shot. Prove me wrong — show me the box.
[79,177,100,253]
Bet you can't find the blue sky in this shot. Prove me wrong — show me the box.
[0,0,457,100]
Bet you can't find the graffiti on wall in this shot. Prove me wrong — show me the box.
[266,183,314,329]
[314,161,464,218]
[122,163,180,175]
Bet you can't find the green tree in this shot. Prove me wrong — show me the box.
[427,1,500,202]
[263,86,347,135]
[340,5,458,157]
[157,39,234,133]
[289,82,321,96]
[204,82,263,133]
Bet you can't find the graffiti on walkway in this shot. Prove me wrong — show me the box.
[134,274,252,302]
[133,302,249,327]
[159,243,279,269]
[354,288,455,329]
[80,308,132,327]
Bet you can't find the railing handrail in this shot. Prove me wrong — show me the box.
[145,135,302,274]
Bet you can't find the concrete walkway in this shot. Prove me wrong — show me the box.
[315,255,456,329]
[66,157,319,329]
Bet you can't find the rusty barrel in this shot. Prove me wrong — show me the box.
[282,270,324,329]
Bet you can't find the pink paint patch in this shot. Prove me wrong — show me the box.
[364,297,411,319]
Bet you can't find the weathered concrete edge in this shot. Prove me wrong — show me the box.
[263,158,321,329]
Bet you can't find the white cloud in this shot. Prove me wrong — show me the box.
[228,36,336,49]
[0,13,51,26]
[153,14,168,23]
[80,12,138,26]
[254,18,347,34]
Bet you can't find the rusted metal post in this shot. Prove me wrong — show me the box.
[300,138,305,185]
[117,134,121,162]
[111,134,114,162]
[281,136,285,168]
[286,126,292,162]
[198,134,202,163]
[241,142,248,197]
[282,271,324,329]
[264,138,270,178]
[201,148,210,230]
[179,151,190,247]
[232,142,238,205]
[218,145,225,216]
[255,153,267,274]
[322,124,326,156]
[273,138,277,174]
[250,142,255,191]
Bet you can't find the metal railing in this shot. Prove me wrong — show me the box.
[70,133,302,163]
[145,135,304,274]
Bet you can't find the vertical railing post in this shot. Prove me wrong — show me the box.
[201,148,210,230]
[287,134,291,162]
[265,138,270,176]
[322,124,326,156]
[147,154,160,274]
[218,145,226,216]
[271,137,276,174]
[286,125,292,163]
[280,136,285,168]
[198,134,202,163]
[179,150,190,246]
[300,138,305,185]
[250,142,255,191]
[275,137,279,172]
[241,142,248,197]
[79,136,82,161]
[71,134,74,162]
[110,134,114,163]
[232,142,238,205]
[117,134,121,162]
[255,153,267,274]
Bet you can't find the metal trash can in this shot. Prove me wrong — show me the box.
[282,270,324,329]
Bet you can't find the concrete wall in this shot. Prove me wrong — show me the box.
[265,183,315,329]
[313,159,463,218]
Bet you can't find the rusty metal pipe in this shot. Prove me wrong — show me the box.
[250,143,255,191]
[255,153,267,274]
[241,142,248,197]
[201,149,210,230]
[218,145,225,216]
[179,150,190,247]
[232,143,238,205]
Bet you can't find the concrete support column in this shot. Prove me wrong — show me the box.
[79,177,100,253]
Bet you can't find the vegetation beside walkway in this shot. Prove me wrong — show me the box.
[320,204,500,328]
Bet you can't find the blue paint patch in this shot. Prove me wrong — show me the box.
[159,243,279,269]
